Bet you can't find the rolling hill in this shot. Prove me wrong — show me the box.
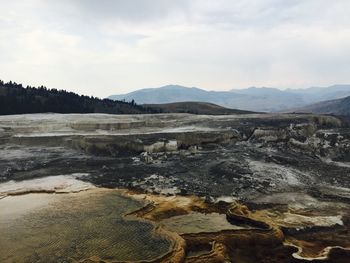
[0,80,158,115]
[144,101,255,115]
[110,85,251,109]
[294,96,350,116]
[109,85,350,112]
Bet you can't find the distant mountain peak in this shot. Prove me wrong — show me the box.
[157,84,202,90]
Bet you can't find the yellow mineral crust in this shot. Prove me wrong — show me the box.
[125,191,350,263]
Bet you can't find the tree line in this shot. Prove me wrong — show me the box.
[0,80,161,115]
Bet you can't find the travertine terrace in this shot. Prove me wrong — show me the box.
[1,113,349,262]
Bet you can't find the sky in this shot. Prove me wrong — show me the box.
[1,0,350,98]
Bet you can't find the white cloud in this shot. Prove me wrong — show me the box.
[0,0,350,97]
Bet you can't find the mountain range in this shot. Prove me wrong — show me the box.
[109,84,350,113]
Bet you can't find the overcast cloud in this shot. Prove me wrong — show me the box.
[1,0,350,97]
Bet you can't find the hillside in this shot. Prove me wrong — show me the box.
[295,96,350,116]
[0,80,158,115]
[109,85,303,112]
[144,101,255,115]
[109,85,350,112]
[109,85,249,108]
[287,85,350,104]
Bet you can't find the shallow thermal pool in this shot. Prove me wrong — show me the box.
[160,212,248,234]
[0,189,172,263]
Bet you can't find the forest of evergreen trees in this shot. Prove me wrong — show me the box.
[0,80,160,115]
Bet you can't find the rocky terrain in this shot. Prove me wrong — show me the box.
[0,112,350,262]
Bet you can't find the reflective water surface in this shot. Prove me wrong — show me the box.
[0,189,172,263]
